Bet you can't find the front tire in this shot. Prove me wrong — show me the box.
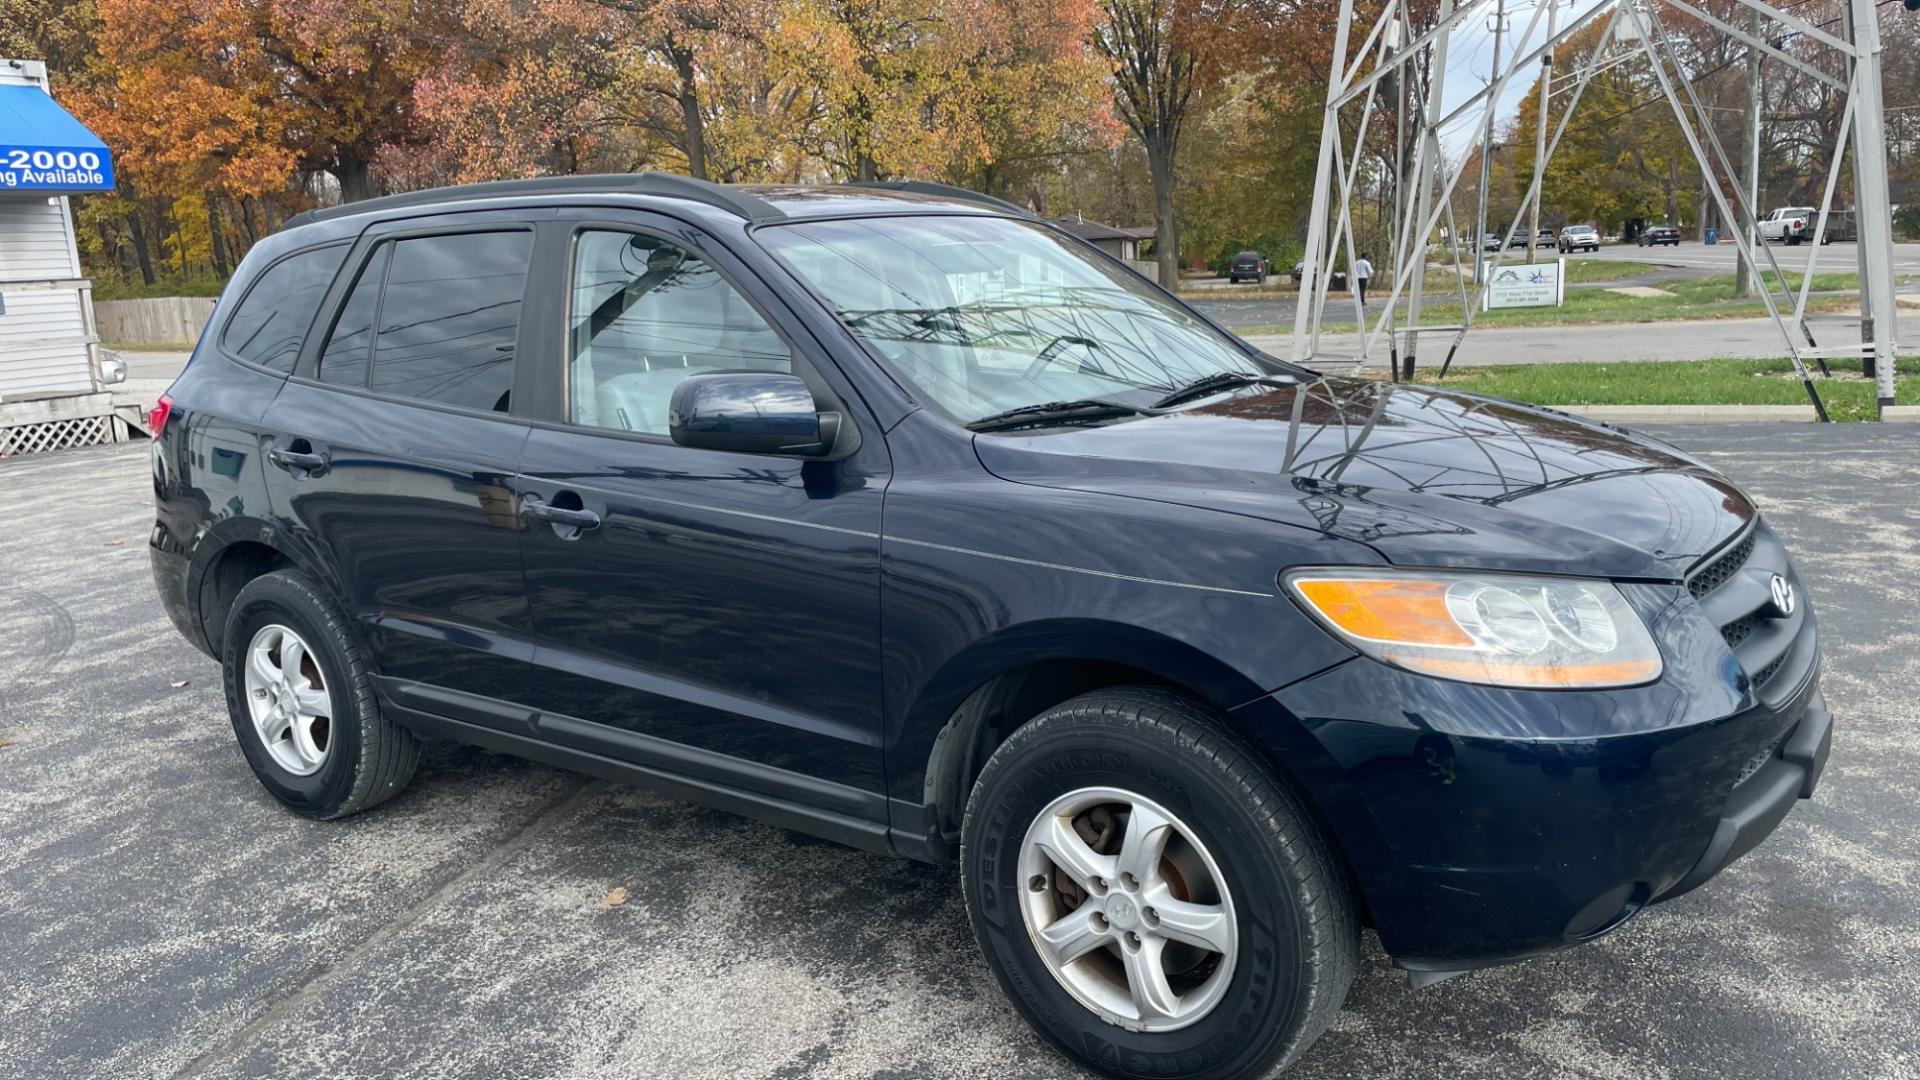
[961,688,1357,1079]
[220,569,420,819]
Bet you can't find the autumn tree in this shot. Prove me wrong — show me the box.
[399,0,619,185]
[1508,20,1698,234]
[1095,0,1282,285]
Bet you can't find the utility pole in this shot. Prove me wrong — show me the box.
[1736,5,1760,298]
[1846,0,1899,402]
[1474,0,1507,284]
[1409,0,1456,379]
[1527,0,1559,263]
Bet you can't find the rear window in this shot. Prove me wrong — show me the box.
[220,244,349,372]
[317,231,532,413]
[367,232,530,412]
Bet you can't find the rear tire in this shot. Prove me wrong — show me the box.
[961,688,1358,1080]
[220,569,419,819]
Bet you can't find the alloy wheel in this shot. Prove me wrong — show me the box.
[243,623,333,776]
[1016,786,1239,1033]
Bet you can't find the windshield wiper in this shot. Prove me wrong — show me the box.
[1152,371,1290,409]
[966,399,1143,433]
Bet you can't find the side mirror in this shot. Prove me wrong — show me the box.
[668,371,842,457]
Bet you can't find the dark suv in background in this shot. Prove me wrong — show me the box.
[150,175,1831,1080]
[1226,250,1268,283]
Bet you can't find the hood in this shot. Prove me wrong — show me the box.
[973,376,1753,580]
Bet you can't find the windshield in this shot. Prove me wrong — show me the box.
[757,214,1272,424]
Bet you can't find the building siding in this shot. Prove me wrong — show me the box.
[0,197,82,282]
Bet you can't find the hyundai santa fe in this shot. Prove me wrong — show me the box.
[149,174,1831,1080]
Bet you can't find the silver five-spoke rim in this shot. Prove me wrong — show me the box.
[1017,787,1238,1032]
[243,624,333,776]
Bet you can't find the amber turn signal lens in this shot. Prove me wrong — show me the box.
[1291,577,1475,648]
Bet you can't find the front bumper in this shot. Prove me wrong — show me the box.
[1235,638,1829,971]
[1659,690,1830,900]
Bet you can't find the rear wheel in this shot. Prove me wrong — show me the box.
[962,688,1357,1079]
[220,569,419,819]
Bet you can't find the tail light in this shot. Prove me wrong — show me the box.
[149,394,174,438]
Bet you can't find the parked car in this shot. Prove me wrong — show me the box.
[1760,207,1818,246]
[1227,251,1268,284]
[1290,260,1347,291]
[1640,224,1682,247]
[1559,224,1601,253]
[150,174,1832,1080]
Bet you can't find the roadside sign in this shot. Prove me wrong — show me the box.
[0,83,116,193]
[1483,259,1565,310]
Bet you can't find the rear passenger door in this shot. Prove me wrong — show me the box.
[262,211,550,701]
[509,210,892,799]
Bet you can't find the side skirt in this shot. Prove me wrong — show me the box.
[376,676,900,858]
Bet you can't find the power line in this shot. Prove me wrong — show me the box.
[1547,0,1897,135]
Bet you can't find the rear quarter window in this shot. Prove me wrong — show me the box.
[219,243,351,372]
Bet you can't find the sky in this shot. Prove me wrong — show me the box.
[1417,0,1620,155]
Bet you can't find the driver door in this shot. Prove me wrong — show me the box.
[511,211,893,800]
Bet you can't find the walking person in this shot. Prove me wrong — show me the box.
[1353,253,1374,307]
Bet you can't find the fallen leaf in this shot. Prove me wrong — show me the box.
[105,539,124,547]
[602,887,628,908]
[170,680,190,688]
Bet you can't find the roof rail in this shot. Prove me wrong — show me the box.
[844,181,1032,218]
[282,172,785,230]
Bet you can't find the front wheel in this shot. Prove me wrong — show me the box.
[962,688,1358,1079]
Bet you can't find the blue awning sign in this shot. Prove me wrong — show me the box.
[0,83,114,193]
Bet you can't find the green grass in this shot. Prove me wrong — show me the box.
[1430,258,1662,284]
[1565,258,1656,283]
[1233,272,1867,336]
[1412,356,1918,422]
[1408,272,1863,330]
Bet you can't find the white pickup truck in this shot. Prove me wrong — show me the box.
[1759,207,1817,245]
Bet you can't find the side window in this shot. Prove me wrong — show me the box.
[220,244,348,372]
[319,244,388,389]
[567,230,789,434]
[369,232,531,413]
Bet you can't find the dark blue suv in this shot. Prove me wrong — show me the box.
[149,175,1831,1080]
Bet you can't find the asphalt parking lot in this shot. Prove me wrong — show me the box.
[3,428,1917,1080]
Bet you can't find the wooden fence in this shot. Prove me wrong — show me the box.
[93,297,216,348]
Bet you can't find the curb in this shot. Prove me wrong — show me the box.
[1552,404,1820,423]
[1880,406,1920,422]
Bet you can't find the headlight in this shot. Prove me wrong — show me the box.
[1285,569,1662,689]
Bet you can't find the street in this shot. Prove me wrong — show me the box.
[2,431,1917,1080]
[1579,237,1920,276]
[1186,240,1920,334]
[1241,311,1920,367]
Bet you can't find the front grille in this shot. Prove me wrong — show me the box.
[1688,531,1756,600]
[1719,613,1761,650]
[1735,734,1785,787]
[1686,521,1810,697]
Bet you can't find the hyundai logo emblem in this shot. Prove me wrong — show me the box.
[1769,574,1796,616]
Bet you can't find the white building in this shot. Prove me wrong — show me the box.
[1,57,123,456]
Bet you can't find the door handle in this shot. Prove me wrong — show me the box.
[268,447,330,477]
[522,495,601,532]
